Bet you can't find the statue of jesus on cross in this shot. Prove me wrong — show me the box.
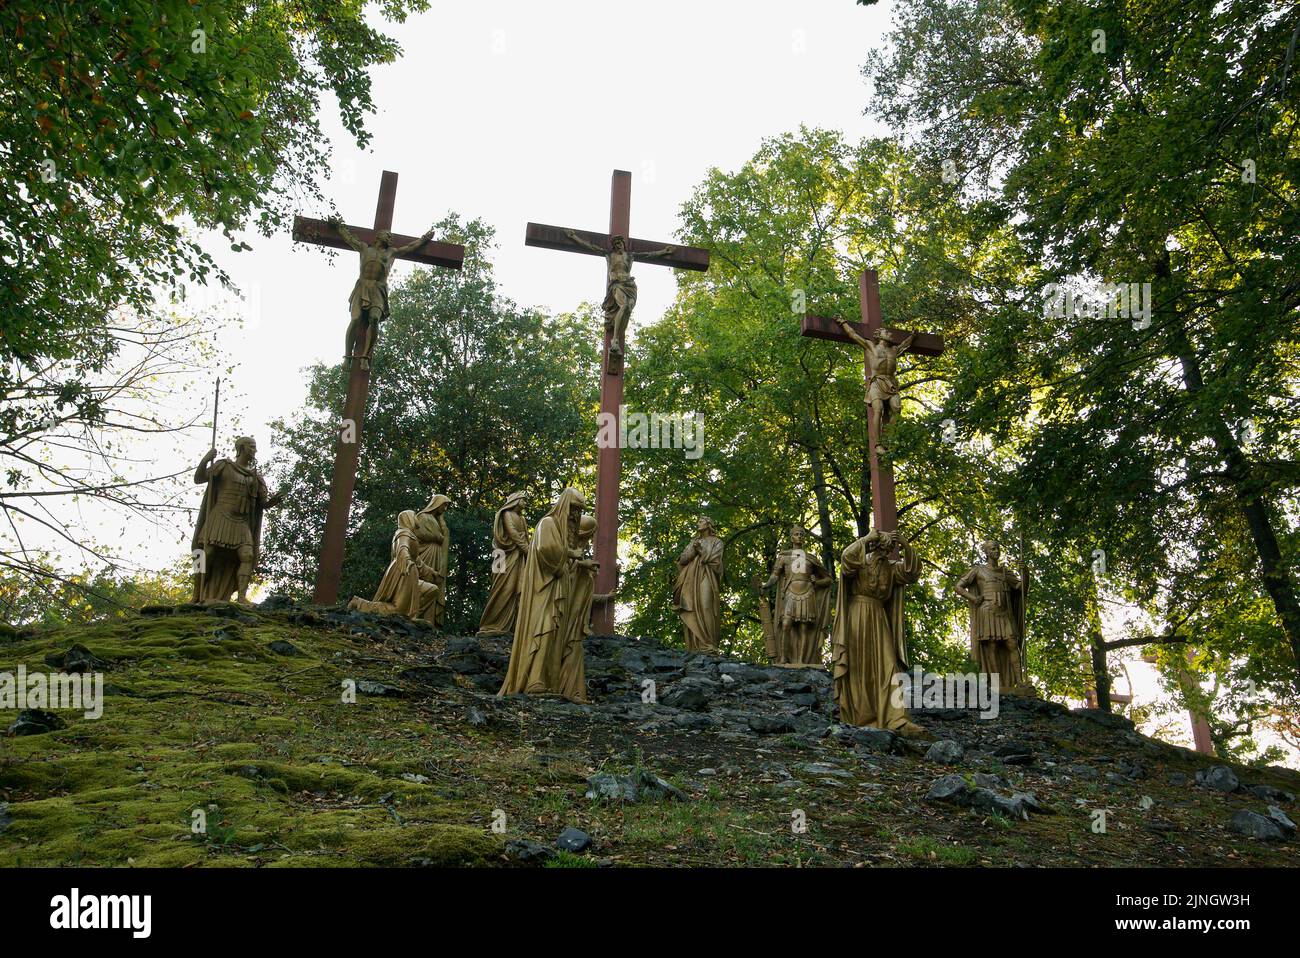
[329,214,435,370]
[833,318,915,452]
[562,229,678,362]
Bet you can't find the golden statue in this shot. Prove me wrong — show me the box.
[476,492,530,636]
[672,518,724,653]
[190,437,282,603]
[499,488,587,699]
[415,494,451,629]
[348,510,438,619]
[762,526,832,666]
[830,529,926,735]
[955,540,1027,690]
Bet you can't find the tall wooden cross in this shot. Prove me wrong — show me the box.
[802,269,944,533]
[293,170,466,605]
[526,170,709,633]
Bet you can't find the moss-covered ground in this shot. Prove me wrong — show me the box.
[1,605,1296,868]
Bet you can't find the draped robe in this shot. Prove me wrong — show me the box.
[672,533,724,653]
[350,511,436,618]
[477,497,529,636]
[831,536,922,729]
[499,489,584,698]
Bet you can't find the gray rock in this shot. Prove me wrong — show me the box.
[662,679,716,711]
[466,706,489,727]
[838,725,902,754]
[397,665,455,689]
[1196,765,1240,793]
[506,839,555,865]
[1229,809,1286,841]
[1267,805,1296,837]
[556,827,592,852]
[6,709,64,736]
[1245,784,1294,803]
[355,679,401,697]
[925,774,970,804]
[44,643,107,673]
[972,772,1006,790]
[266,640,301,656]
[925,739,965,764]
[585,770,686,803]
[747,714,796,735]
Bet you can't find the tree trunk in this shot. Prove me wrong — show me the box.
[808,445,837,580]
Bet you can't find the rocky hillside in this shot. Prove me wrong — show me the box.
[1,600,1296,868]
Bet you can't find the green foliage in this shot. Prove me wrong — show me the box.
[264,216,600,632]
[622,128,1036,675]
[0,560,192,627]
[863,1,1300,724]
[0,0,427,368]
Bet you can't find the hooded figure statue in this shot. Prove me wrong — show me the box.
[830,529,926,735]
[415,494,451,627]
[499,488,586,699]
[476,491,529,636]
[348,510,438,619]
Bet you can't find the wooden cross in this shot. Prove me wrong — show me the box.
[293,170,466,605]
[802,269,944,534]
[525,170,709,633]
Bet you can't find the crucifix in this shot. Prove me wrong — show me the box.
[293,170,466,605]
[526,170,709,633]
[802,269,944,533]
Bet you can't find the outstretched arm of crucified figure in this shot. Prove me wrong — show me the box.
[833,315,871,349]
[564,229,608,257]
[328,216,366,253]
[393,228,435,256]
[635,243,678,261]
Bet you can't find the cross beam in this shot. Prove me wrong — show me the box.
[525,170,709,633]
[294,170,465,605]
[802,269,944,533]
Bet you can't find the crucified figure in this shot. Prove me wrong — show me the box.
[833,318,915,453]
[329,215,434,370]
[563,230,677,366]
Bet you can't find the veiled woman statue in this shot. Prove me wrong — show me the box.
[415,494,451,628]
[672,517,724,653]
[348,510,437,619]
[830,529,926,735]
[476,491,529,636]
[499,488,587,698]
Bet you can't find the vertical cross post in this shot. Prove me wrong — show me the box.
[525,171,709,633]
[801,269,945,533]
[591,171,631,633]
[293,172,465,605]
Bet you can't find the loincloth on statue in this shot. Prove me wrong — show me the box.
[782,581,820,623]
[349,278,389,321]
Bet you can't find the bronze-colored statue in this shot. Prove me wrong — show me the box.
[763,526,832,666]
[954,540,1026,689]
[832,318,915,453]
[476,492,530,636]
[499,488,587,699]
[348,510,438,619]
[329,214,434,370]
[191,437,282,604]
[415,494,451,629]
[830,529,926,735]
[557,515,603,703]
[672,518,724,653]
[562,229,677,364]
